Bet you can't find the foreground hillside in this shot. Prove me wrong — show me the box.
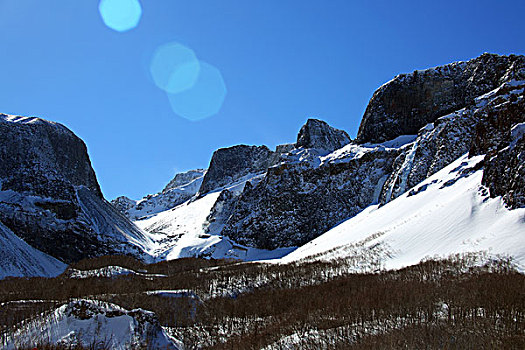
[0,255,523,349]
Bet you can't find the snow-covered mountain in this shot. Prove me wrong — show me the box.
[0,221,65,278]
[128,53,525,266]
[0,114,153,278]
[112,169,206,220]
[1,52,524,279]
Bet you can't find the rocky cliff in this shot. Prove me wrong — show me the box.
[356,53,525,144]
[0,114,150,265]
[198,145,274,195]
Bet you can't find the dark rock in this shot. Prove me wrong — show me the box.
[221,147,398,249]
[296,119,351,151]
[198,145,273,195]
[483,130,525,208]
[356,53,525,144]
[269,143,295,166]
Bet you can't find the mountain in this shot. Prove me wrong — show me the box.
[105,53,525,267]
[0,114,152,277]
[1,53,524,279]
[0,221,65,278]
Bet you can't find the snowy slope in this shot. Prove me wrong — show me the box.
[0,221,66,278]
[135,175,295,261]
[280,154,525,271]
[115,169,206,221]
[2,299,181,349]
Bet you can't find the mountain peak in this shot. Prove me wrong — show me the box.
[296,118,351,152]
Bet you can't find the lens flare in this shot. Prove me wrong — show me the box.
[167,61,227,121]
[150,43,200,94]
[99,0,142,32]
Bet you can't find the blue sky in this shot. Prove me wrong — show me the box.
[0,0,524,200]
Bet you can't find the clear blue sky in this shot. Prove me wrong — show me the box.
[1,0,524,200]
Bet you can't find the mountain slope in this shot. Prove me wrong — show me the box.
[280,154,525,270]
[134,175,295,261]
[0,221,66,278]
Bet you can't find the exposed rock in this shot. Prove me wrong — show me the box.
[379,107,478,204]
[0,114,101,199]
[198,145,273,195]
[477,85,525,209]
[269,143,295,166]
[356,53,525,144]
[221,146,399,249]
[111,195,136,214]
[216,54,525,250]
[483,124,525,208]
[296,118,351,151]
[0,114,150,264]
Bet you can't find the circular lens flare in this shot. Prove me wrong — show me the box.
[99,0,142,32]
[150,43,200,94]
[167,61,227,121]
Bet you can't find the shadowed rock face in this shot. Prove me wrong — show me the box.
[198,145,273,195]
[220,148,399,249]
[0,114,149,264]
[0,114,102,200]
[356,53,525,144]
[472,92,525,209]
[296,119,351,151]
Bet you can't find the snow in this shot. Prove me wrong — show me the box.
[136,185,294,261]
[0,221,66,279]
[0,113,71,134]
[1,299,182,350]
[280,154,525,271]
[321,134,416,166]
[510,122,525,149]
[67,266,167,279]
[126,169,206,220]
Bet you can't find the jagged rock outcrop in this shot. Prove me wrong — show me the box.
[380,77,525,204]
[269,143,295,166]
[468,85,525,208]
[356,53,525,144]
[111,169,206,220]
[0,114,150,264]
[220,146,399,249]
[296,118,351,151]
[112,195,137,214]
[198,145,273,195]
